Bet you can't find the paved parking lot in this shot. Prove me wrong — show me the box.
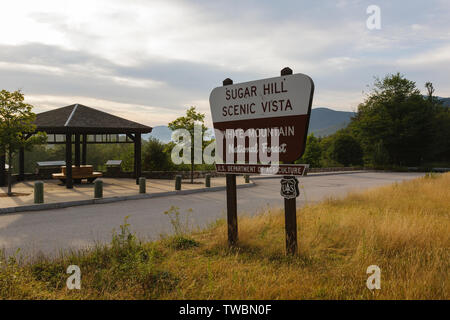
[0,171,423,258]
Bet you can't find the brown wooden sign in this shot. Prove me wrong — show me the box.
[212,68,314,256]
[209,72,314,167]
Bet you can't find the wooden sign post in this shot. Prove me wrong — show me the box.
[210,68,314,254]
[281,67,297,255]
[223,78,238,246]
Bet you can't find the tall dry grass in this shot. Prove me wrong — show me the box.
[1,173,449,299]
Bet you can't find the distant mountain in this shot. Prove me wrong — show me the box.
[308,107,355,137]
[144,125,214,143]
[438,97,450,107]
[145,107,356,142]
[423,96,450,107]
[144,125,173,143]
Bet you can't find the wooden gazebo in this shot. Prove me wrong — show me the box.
[1,104,152,188]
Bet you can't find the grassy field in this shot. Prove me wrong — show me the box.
[1,173,449,299]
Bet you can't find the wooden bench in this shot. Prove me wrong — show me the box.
[52,165,102,184]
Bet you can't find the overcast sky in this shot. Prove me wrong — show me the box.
[1,0,449,127]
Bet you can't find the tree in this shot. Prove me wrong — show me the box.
[142,138,173,171]
[168,106,208,183]
[329,131,363,166]
[431,106,450,162]
[425,82,435,102]
[0,90,46,195]
[350,73,435,166]
[425,83,450,163]
[296,134,322,167]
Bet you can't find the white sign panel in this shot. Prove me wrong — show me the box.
[209,73,314,123]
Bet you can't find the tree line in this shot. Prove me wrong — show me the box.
[11,137,215,175]
[297,73,450,168]
[4,72,450,185]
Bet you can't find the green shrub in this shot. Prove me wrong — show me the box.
[166,236,199,250]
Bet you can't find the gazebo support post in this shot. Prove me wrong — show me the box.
[18,134,32,182]
[82,134,87,165]
[75,134,81,167]
[66,133,73,189]
[18,147,25,181]
[134,133,142,185]
[0,154,6,187]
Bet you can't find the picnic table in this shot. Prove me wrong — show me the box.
[52,165,102,184]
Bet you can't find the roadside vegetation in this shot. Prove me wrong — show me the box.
[7,73,450,176]
[1,173,448,299]
[297,74,450,169]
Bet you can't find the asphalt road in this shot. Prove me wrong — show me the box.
[0,171,423,258]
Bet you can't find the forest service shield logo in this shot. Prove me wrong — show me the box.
[280,177,300,199]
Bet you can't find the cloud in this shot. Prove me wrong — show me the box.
[0,0,449,126]
[397,45,450,67]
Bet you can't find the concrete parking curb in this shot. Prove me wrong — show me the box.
[0,181,256,215]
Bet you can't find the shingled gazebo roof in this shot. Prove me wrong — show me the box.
[34,104,152,134]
